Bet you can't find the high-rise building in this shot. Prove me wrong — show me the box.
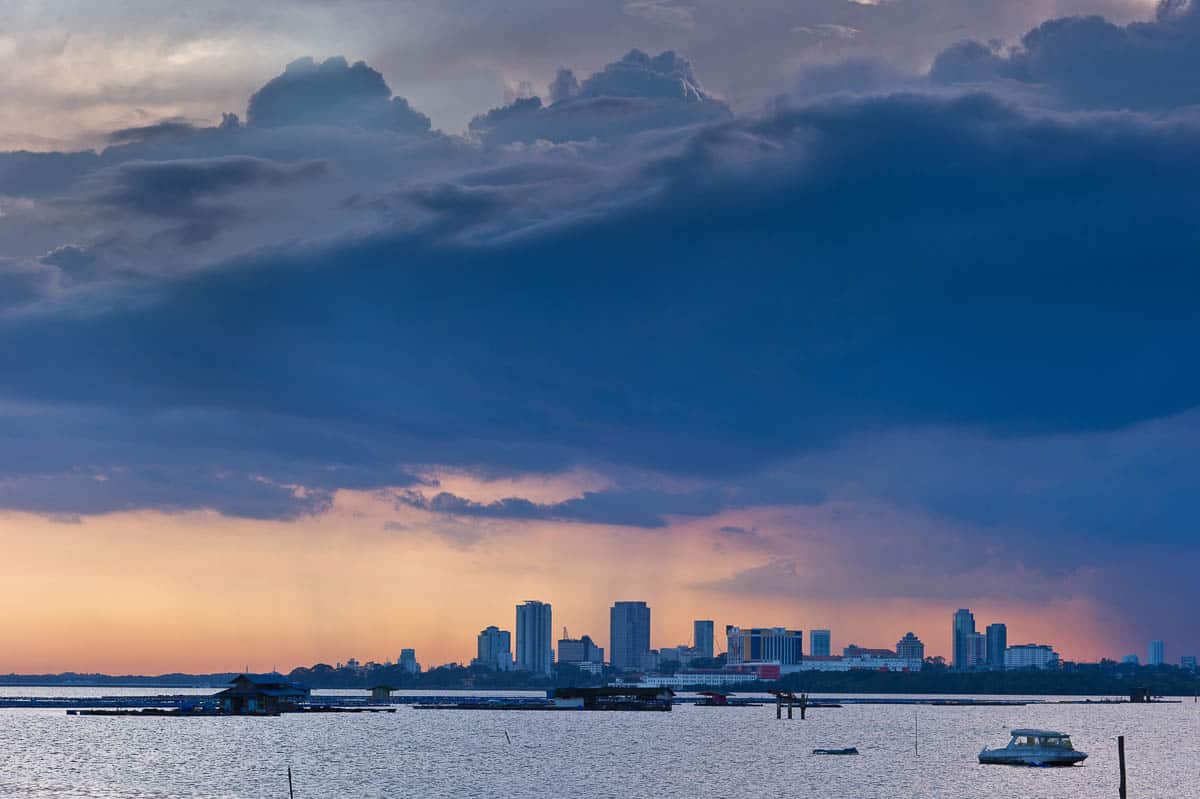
[515,600,553,674]
[558,634,604,665]
[1148,639,1165,666]
[896,632,925,662]
[726,626,803,666]
[952,609,976,670]
[809,629,831,657]
[968,632,986,668]
[1004,644,1059,670]
[398,648,420,674]
[694,620,715,659]
[985,623,1008,669]
[475,625,513,671]
[610,601,651,671]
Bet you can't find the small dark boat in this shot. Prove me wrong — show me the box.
[812,747,858,755]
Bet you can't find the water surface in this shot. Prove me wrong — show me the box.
[1,693,1195,797]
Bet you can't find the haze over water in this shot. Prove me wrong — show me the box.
[1,696,1195,798]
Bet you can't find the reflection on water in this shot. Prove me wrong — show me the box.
[1,695,1197,798]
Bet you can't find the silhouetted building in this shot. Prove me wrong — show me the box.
[843,644,895,658]
[558,634,604,665]
[215,674,309,715]
[610,601,651,671]
[658,644,702,667]
[1005,644,1059,670]
[370,684,396,702]
[475,625,513,671]
[398,649,420,674]
[986,623,1007,669]
[1122,654,1140,666]
[516,600,553,674]
[968,633,986,668]
[1181,655,1197,670]
[726,626,803,666]
[896,632,925,662]
[1148,639,1165,666]
[952,609,976,670]
[810,629,831,657]
[694,620,715,659]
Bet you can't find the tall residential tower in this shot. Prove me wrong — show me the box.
[985,623,1007,669]
[515,600,553,674]
[610,601,652,671]
[694,620,715,659]
[952,608,976,670]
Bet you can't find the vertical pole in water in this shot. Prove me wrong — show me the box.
[914,711,918,756]
[800,693,807,721]
[1118,736,1126,799]
[787,697,793,720]
[776,694,782,720]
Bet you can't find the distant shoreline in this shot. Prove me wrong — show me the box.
[3,664,1198,697]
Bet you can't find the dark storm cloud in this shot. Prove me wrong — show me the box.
[247,56,433,133]
[0,403,425,518]
[85,156,328,218]
[5,91,1200,505]
[931,0,1200,109]
[75,155,328,244]
[394,485,737,528]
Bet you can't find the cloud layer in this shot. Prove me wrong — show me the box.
[3,2,1199,659]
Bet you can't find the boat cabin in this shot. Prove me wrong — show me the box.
[1007,729,1075,750]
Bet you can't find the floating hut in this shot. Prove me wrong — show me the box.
[370,684,397,702]
[214,674,310,715]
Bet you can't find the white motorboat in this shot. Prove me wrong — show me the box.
[978,729,1088,766]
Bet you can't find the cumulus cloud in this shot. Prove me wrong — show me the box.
[931,0,1200,108]
[469,50,731,146]
[247,56,433,133]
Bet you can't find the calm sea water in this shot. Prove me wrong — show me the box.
[0,692,1196,798]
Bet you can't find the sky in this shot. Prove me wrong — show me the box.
[1,0,1197,674]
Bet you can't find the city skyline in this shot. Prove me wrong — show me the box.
[9,589,1187,676]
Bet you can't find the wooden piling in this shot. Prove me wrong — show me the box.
[1118,736,1126,799]
[776,695,782,719]
[288,766,294,799]
[800,693,807,720]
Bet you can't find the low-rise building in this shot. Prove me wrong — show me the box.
[637,669,767,688]
[1004,644,1060,670]
[896,632,925,662]
[726,626,803,666]
[557,635,605,667]
[795,653,921,672]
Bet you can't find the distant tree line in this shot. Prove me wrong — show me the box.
[3,659,1197,695]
